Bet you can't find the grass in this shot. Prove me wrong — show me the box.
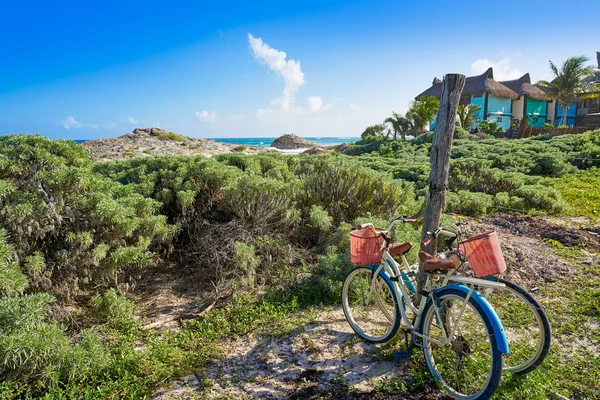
[490,249,600,399]
[551,168,600,222]
[3,238,597,399]
[0,286,321,399]
[150,130,186,142]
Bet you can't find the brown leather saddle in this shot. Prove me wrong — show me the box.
[388,242,413,257]
[418,251,458,271]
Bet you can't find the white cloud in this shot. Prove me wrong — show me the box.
[348,103,360,111]
[307,96,331,113]
[128,117,138,124]
[248,33,305,111]
[61,116,83,129]
[470,58,523,80]
[195,110,217,123]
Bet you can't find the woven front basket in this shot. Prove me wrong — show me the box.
[459,231,506,278]
[349,228,384,266]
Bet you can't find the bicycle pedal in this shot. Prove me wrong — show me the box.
[393,351,411,362]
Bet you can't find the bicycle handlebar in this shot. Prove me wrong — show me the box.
[421,226,461,250]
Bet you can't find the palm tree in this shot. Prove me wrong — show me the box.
[384,112,413,140]
[407,96,440,135]
[537,56,600,126]
[456,104,481,131]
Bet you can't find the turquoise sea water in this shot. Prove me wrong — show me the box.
[75,137,359,147]
[209,137,359,147]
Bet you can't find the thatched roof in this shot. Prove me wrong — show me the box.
[416,68,519,100]
[499,74,548,100]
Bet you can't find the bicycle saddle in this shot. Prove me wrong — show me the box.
[389,242,413,257]
[418,251,458,271]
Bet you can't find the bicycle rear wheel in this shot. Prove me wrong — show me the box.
[420,288,503,400]
[341,266,401,343]
[483,278,551,375]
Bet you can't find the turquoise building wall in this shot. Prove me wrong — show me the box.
[470,94,486,124]
[555,102,577,126]
[525,98,548,128]
[486,94,512,131]
[487,95,512,115]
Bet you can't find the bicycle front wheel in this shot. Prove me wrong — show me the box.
[341,266,401,343]
[483,278,551,375]
[420,288,503,400]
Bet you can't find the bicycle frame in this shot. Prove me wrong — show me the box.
[363,220,505,347]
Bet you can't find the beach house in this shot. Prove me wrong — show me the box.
[416,68,519,132]
[499,74,552,129]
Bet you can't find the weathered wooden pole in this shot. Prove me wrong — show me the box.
[417,74,466,295]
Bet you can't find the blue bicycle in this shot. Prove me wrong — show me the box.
[342,217,509,400]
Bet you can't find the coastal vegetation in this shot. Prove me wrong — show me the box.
[0,129,599,398]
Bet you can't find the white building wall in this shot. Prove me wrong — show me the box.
[512,96,524,119]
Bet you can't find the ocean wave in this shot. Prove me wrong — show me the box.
[267,147,308,154]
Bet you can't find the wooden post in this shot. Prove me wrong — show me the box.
[417,74,466,296]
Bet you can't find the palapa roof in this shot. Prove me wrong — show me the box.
[415,68,519,100]
[499,73,548,100]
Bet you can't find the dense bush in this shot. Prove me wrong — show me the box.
[0,135,176,297]
[297,156,416,223]
[345,129,600,216]
[0,231,114,393]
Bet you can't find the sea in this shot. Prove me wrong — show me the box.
[74,136,359,152]
[209,137,358,148]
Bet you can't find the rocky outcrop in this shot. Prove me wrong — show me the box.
[334,143,351,153]
[301,147,331,155]
[81,127,262,162]
[270,134,319,150]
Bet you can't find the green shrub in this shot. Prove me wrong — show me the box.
[515,185,567,214]
[446,191,495,216]
[90,289,137,332]
[298,156,416,223]
[150,130,185,142]
[0,230,28,297]
[306,205,334,245]
[233,242,260,288]
[0,135,177,297]
[0,232,111,393]
[232,145,247,152]
[411,132,434,146]
[222,175,301,231]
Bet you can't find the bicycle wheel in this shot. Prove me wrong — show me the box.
[483,278,551,375]
[341,266,401,343]
[420,288,503,400]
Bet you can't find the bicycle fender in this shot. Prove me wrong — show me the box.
[434,284,510,355]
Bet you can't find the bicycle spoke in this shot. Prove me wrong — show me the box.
[342,267,399,342]
[422,292,501,398]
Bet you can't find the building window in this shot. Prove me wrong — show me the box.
[497,117,502,122]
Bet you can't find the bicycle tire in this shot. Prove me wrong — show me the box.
[341,266,401,343]
[419,288,503,400]
[486,278,551,375]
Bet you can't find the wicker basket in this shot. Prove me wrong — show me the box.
[459,231,506,278]
[349,228,384,266]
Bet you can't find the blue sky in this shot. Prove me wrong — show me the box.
[1,0,598,139]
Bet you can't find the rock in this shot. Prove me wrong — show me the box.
[271,134,319,150]
[301,147,331,155]
[334,143,350,153]
[81,127,264,162]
